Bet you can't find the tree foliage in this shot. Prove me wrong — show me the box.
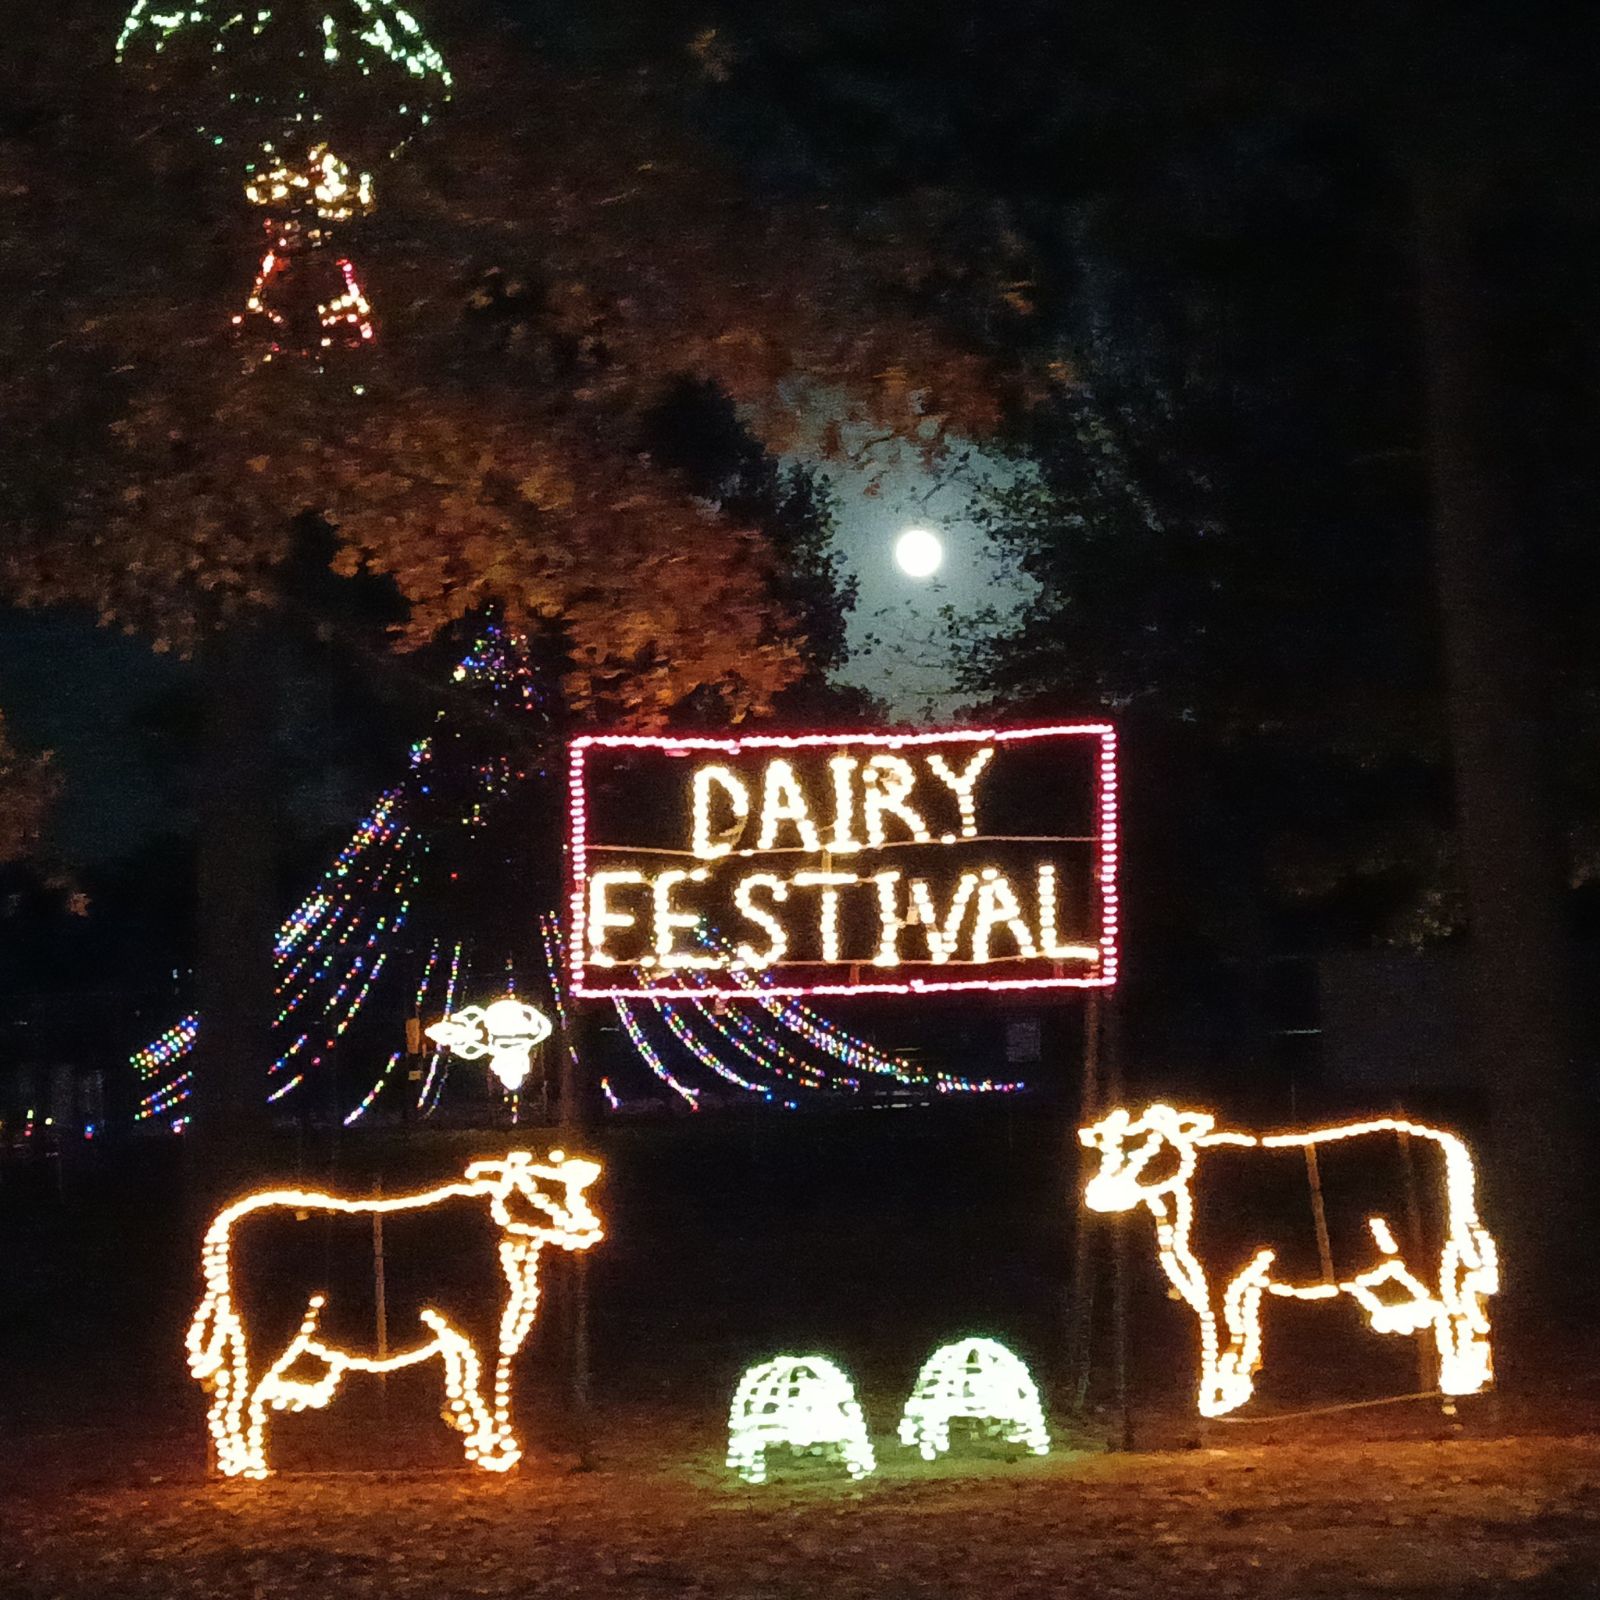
[0,709,57,866]
[0,6,999,724]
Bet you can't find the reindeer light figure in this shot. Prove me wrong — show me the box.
[187,1150,601,1478]
[1079,1105,1497,1417]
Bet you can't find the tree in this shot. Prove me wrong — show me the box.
[0,710,57,867]
[0,4,991,1155]
[669,2,1600,1333]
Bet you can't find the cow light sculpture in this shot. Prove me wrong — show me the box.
[1079,1105,1498,1418]
[188,1150,602,1478]
[727,1355,876,1484]
[426,997,553,1092]
[898,1337,1049,1460]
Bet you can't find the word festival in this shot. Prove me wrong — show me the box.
[569,725,1119,997]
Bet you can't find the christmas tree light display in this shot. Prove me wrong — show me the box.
[726,1355,876,1485]
[127,628,1009,1133]
[897,1338,1049,1461]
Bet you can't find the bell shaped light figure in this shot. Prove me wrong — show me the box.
[427,998,553,1093]
[897,1337,1049,1461]
[727,1355,876,1485]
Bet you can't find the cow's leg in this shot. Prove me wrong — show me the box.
[420,1309,521,1471]
[1201,1251,1274,1417]
[1435,1227,1498,1395]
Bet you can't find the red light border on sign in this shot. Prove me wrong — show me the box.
[567,723,1118,998]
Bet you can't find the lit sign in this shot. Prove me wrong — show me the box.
[568,724,1117,997]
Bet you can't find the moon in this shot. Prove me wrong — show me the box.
[894,526,944,579]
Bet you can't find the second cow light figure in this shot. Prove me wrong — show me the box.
[1079,1105,1498,1417]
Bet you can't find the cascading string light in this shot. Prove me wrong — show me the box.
[341,1050,401,1126]
[679,979,839,1092]
[417,940,463,1115]
[133,792,405,1098]
[611,1000,701,1109]
[1079,1105,1499,1417]
[704,937,1022,1095]
[136,813,417,1121]
[648,994,777,1101]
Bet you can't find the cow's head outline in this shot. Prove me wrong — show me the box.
[466,1149,603,1249]
[1079,1104,1216,1212]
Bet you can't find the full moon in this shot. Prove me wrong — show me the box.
[894,526,944,579]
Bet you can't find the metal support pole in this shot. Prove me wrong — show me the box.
[557,1010,591,1463]
[1067,994,1102,1412]
[373,1179,389,1420]
[1304,1144,1336,1285]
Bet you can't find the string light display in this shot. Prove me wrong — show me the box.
[726,1355,876,1485]
[244,142,375,219]
[425,998,553,1093]
[187,1149,601,1478]
[569,725,1118,997]
[417,940,464,1114]
[115,1,453,139]
[1079,1105,1498,1417]
[707,954,1022,1095]
[130,629,1035,1130]
[648,997,776,1100]
[232,224,376,364]
[610,999,701,1110]
[116,1,450,356]
[134,791,417,1124]
[897,1338,1049,1460]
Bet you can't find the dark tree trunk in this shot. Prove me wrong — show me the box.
[190,625,275,1188]
[1412,150,1590,1355]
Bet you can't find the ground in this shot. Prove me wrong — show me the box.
[7,1418,1600,1598]
[6,1121,1600,1595]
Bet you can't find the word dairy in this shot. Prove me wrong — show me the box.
[570,726,1117,997]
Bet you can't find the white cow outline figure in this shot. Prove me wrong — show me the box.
[1079,1104,1498,1417]
[187,1149,601,1477]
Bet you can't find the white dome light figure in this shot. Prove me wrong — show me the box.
[727,1355,876,1484]
[894,526,944,579]
[898,1337,1050,1460]
[426,998,553,1093]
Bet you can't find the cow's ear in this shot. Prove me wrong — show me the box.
[1078,1126,1098,1148]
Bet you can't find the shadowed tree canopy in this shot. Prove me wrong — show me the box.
[0,4,1005,724]
[0,710,57,867]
